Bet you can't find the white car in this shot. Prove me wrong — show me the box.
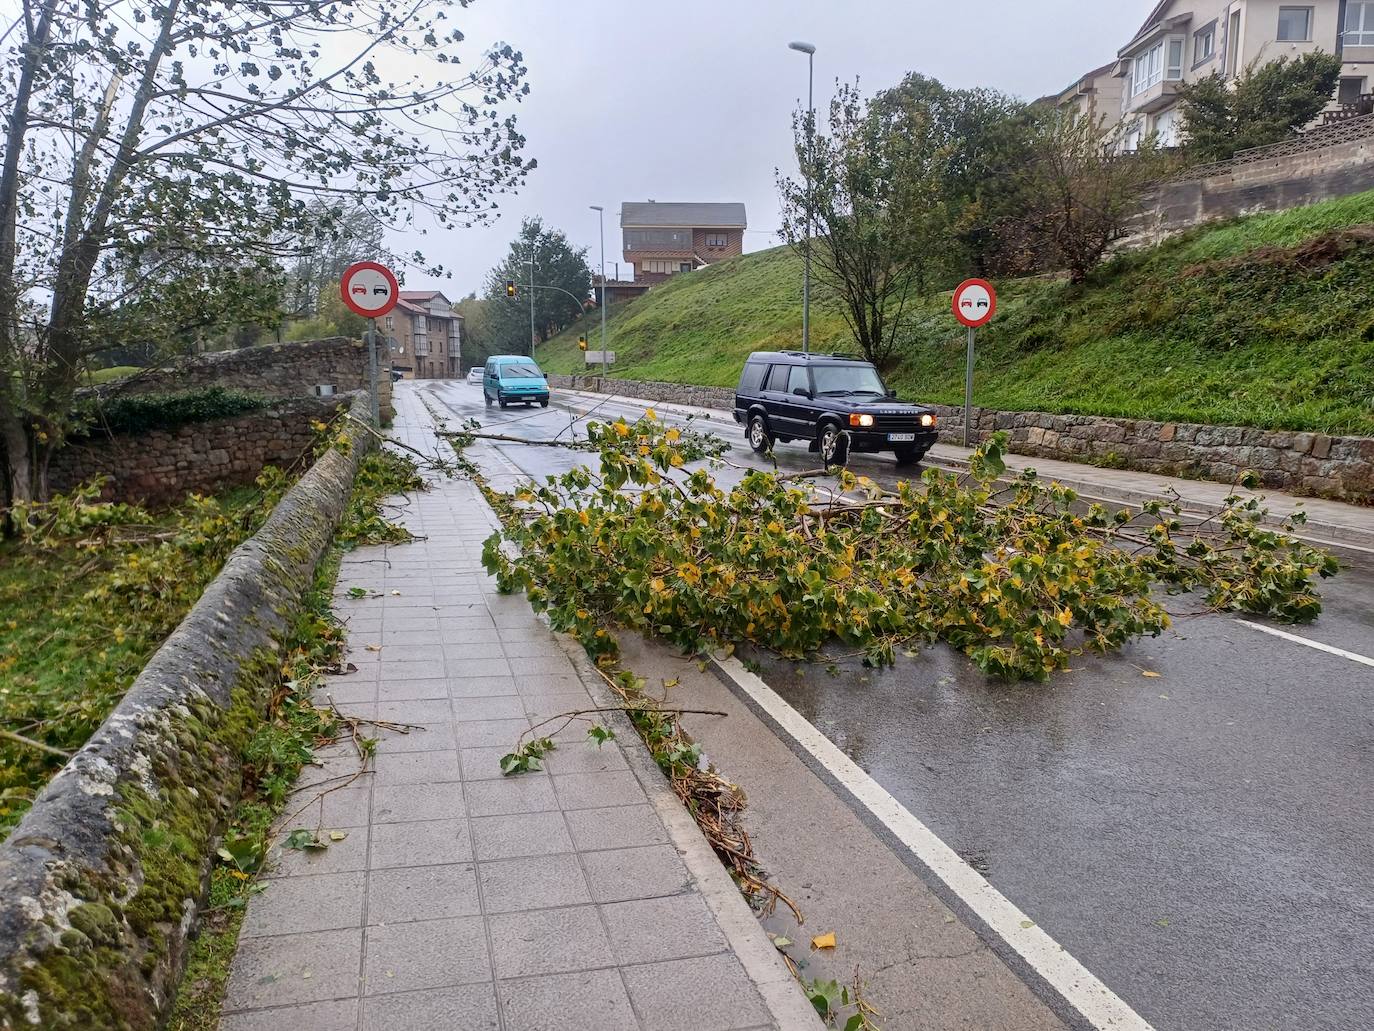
[466,367,483,385]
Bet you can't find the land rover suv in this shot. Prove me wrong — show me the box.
[732,351,938,466]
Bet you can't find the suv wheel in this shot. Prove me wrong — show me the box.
[497,392,509,409]
[818,423,848,467]
[747,414,773,453]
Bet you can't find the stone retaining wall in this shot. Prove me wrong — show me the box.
[549,374,1374,502]
[0,392,375,1030]
[100,336,393,423]
[50,396,345,506]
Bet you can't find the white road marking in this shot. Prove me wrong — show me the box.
[1235,620,1374,668]
[714,655,1155,1031]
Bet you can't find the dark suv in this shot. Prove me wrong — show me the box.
[733,351,938,466]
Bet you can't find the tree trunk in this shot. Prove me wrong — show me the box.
[1,406,34,516]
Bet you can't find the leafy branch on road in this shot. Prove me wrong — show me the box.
[477,416,1337,680]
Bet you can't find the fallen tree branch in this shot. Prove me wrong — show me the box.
[0,728,75,759]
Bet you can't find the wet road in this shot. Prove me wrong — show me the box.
[420,379,1374,1031]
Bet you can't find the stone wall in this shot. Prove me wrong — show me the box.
[0,393,376,1030]
[1130,116,1374,244]
[49,396,345,506]
[549,374,1374,502]
[101,336,393,422]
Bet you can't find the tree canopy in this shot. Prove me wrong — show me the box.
[480,218,591,354]
[1,0,534,513]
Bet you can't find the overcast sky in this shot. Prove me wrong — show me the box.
[406,0,1147,298]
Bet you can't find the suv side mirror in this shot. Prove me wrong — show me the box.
[792,387,811,399]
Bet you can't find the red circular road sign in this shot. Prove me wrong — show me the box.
[340,261,400,319]
[952,278,997,329]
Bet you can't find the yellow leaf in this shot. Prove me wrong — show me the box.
[577,510,590,526]
[1057,608,1073,627]
[810,932,836,950]
[365,644,382,652]
[665,428,681,443]
[644,408,657,420]
[1141,670,1162,678]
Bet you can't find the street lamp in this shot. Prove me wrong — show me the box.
[528,231,538,357]
[590,205,609,377]
[789,40,816,355]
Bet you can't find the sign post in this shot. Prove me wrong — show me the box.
[340,261,401,426]
[951,278,997,448]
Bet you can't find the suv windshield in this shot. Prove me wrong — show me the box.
[811,364,888,396]
[499,363,543,380]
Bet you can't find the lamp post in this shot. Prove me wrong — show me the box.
[789,40,816,355]
[590,205,609,377]
[528,231,537,357]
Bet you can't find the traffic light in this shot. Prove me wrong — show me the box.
[578,336,588,351]
[505,280,516,298]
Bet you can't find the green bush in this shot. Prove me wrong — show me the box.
[77,387,275,437]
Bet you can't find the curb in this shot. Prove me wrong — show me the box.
[548,633,825,1031]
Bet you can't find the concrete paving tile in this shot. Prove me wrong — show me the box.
[362,916,491,996]
[263,827,368,880]
[464,777,558,817]
[429,614,496,631]
[373,698,452,724]
[372,749,461,785]
[507,655,576,677]
[448,676,522,698]
[552,771,647,811]
[487,906,615,978]
[374,644,445,663]
[240,872,365,938]
[224,928,362,1011]
[601,894,726,964]
[371,782,465,824]
[369,819,472,869]
[220,998,358,1031]
[436,627,503,646]
[451,695,527,722]
[378,659,448,681]
[564,805,671,853]
[541,741,629,776]
[497,969,637,1031]
[497,627,562,644]
[478,853,591,913]
[367,863,480,923]
[621,954,770,1031]
[315,678,377,706]
[514,677,588,700]
[449,657,514,678]
[521,693,597,722]
[375,678,449,702]
[460,746,536,781]
[360,982,500,1030]
[496,638,568,659]
[582,845,693,904]
[374,722,457,753]
[453,718,533,749]
[470,811,573,861]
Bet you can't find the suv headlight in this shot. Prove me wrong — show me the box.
[849,414,874,428]
[920,414,936,427]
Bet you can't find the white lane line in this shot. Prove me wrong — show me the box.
[1235,619,1374,668]
[714,655,1154,1031]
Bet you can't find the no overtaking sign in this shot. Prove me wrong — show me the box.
[953,278,997,446]
[340,261,399,319]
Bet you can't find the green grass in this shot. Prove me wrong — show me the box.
[0,483,275,841]
[83,365,143,385]
[538,189,1374,435]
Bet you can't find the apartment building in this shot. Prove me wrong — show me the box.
[1050,61,1128,133]
[620,202,747,284]
[385,290,463,379]
[1112,0,1374,149]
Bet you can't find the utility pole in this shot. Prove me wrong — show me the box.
[789,41,817,354]
[591,205,608,376]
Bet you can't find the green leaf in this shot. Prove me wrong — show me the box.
[587,724,616,747]
[285,828,327,851]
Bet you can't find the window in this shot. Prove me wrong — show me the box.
[1339,76,1367,104]
[499,363,543,380]
[786,366,811,396]
[679,262,693,273]
[1193,22,1216,64]
[1277,7,1312,42]
[641,259,681,274]
[1226,10,1242,76]
[384,315,394,330]
[738,362,767,394]
[1347,2,1374,46]
[1166,37,1185,80]
[705,233,728,247]
[811,365,888,397]
[762,365,787,391]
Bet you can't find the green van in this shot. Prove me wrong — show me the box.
[483,355,550,409]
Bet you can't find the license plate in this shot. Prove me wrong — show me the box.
[888,433,916,443]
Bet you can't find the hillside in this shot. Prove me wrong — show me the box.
[539,190,1374,435]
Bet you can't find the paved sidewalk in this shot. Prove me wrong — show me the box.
[220,387,815,1030]
[554,387,1374,552]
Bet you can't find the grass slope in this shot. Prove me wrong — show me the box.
[539,190,1374,435]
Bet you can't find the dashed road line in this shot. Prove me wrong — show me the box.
[1235,619,1374,668]
[714,655,1155,1031]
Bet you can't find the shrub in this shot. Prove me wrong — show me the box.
[77,387,275,437]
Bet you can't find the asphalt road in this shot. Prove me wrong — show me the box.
[420,379,1374,1031]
